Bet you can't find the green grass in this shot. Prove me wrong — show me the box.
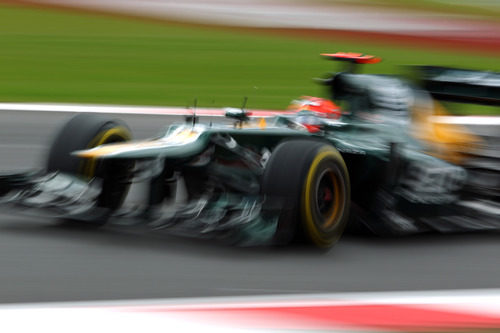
[441,102,500,116]
[0,3,498,114]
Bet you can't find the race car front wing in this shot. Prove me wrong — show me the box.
[0,170,279,246]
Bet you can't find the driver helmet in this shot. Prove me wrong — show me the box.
[288,96,342,119]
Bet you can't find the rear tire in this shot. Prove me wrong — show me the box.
[261,139,350,248]
[47,113,132,224]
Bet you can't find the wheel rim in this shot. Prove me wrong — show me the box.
[315,168,342,230]
[301,147,349,248]
[81,127,131,178]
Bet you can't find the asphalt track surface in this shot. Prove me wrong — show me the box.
[1,110,500,304]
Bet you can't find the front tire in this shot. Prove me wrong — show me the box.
[46,113,132,223]
[261,140,350,248]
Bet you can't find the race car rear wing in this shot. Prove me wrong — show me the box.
[414,66,500,106]
[321,52,381,64]
[321,52,381,73]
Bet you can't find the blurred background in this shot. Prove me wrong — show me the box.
[0,0,498,112]
[0,2,500,321]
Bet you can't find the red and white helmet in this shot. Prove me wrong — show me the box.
[288,96,342,119]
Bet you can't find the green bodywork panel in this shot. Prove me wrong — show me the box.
[75,123,311,160]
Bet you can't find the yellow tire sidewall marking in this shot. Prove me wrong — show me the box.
[81,126,131,178]
[301,147,346,247]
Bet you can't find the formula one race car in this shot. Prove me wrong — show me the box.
[1,53,499,248]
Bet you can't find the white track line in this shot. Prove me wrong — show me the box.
[0,102,288,117]
[431,115,500,126]
[1,102,498,125]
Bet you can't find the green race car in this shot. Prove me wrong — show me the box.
[1,53,498,248]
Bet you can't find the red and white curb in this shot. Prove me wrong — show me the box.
[1,102,499,126]
[3,289,500,332]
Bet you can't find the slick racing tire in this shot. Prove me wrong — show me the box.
[262,140,350,248]
[47,113,132,224]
